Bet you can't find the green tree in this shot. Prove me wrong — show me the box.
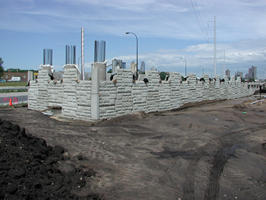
[159,72,167,80]
[107,68,112,73]
[0,58,4,79]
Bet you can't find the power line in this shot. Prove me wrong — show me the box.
[189,0,209,43]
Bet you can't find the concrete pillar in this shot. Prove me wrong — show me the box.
[62,64,79,119]
[37,65,52,111]
[91,62,106,120]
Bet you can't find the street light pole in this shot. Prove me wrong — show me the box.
[178,56,187,77]
[125,32,138,80]
[184,58,187,77]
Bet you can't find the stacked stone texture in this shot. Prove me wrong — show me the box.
[169,72,182,109]
[145,71,160,112]
[115,69,133,116]
[76,81,92,121]
[28,81,39,110]
[99,81,117,119]
[62,65,79,119]
[132,81,148,112]
[35,66,51,111]
[186,75,198,103]
[28,67,258,121]
[48,82,63,108]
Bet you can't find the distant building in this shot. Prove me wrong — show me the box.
[122,62,126,69]
[65,45,76,64]
[140,61,145,73]
[3,70,34,82]
[84,72,91,80]
[247,66,257,80]
[53,71,63,80]
[235,71,243,79]
[43,49,53,65]
[150,66,158,71]
[130,61,136,73]
[112,58,123,73]
[94,40,106,62]
[225,69,230,78]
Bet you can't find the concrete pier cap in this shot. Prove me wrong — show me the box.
[40,64,53,72]
[63,64,80,73]
[63,64,81,82]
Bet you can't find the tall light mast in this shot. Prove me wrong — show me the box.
[81,27,85,80]
[213,16,216,77]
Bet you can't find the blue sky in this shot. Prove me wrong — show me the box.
[1,0,266,78]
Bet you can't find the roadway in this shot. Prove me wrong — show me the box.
[0,92,28,105]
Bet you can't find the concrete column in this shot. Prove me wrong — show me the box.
[36,65,52,111]
[91,62,106,120]
[62,64,79,119]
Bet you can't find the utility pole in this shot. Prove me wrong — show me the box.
[81,27,84,80]
[125,32,139,80]
[213,16,216,77]
[185,58,187,76]
[223,50,225,77]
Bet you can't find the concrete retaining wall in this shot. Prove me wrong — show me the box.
[28,64,258,121]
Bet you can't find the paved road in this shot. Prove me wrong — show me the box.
[0,92,28,105]
[0,86,27,90]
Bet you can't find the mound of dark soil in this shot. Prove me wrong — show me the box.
[0,119,102,200]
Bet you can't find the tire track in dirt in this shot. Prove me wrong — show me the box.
[203,124,266,200]
[182,159,199,200]
[203,144,238,200]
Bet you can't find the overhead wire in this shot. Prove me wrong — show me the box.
[189,0,210,43]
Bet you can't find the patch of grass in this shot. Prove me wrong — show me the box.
[0,89,27,93]
[0,82,27,87]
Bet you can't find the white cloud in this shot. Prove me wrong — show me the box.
[115,40,266,78]
[2,0,266,40]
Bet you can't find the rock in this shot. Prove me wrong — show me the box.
[63,152,70,160]
[54,145,65,154]
[7,184,17,194]
[8,168,25,178]
[57,162,76,176]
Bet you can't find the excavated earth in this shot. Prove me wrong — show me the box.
[0,120,102,200]
[0,96,266,200]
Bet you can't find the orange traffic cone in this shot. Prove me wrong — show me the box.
[9,98,13,106]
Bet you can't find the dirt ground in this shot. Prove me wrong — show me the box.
[0,120,101,200]
[0,96,266,200]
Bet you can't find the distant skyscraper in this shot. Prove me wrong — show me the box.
[94,40,106,62]
[248,66,257,80]
[225,69,230,78]
[43,49,53,65]
[122,62,126,69]
[65,45,76,64]
[140,61,145,73]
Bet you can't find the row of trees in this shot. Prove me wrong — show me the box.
[0,58,4,78]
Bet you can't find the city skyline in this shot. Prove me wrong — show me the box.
[0,0,266,78]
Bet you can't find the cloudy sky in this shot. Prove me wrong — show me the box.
[0,0,266,78]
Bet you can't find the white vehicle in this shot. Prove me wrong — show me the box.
[9,77,21,82]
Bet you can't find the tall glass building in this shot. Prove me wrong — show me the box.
[94,40,106,62]
[43,49,53,65]
[65,45,76,64]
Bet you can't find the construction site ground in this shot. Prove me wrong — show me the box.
[0,96,266,200]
